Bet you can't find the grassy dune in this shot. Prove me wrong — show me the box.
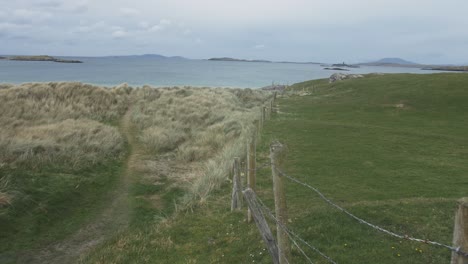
[0,82,270,261]
[0,83,129,253]
[130,86,268,206]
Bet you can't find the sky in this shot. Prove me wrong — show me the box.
[1,0,468,64]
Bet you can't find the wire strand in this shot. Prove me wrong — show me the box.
[255,194,337,264]
[277,168,468,258]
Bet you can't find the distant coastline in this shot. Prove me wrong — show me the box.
[1,55,82,63]
[422,66,468,72]
[207,57,321,65]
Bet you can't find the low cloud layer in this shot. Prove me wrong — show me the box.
[1,0,468,64]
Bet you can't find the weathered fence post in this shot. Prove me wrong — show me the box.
[270,100,274,115]
[273,91,277,102]
[254,120,261,143]
[260,108,264,129]
[231,157,242,211]
[243,188,280,264]
[247,136,256,223]
[451,198,468,264]
[263,106,267,122]
[270,141,290,264]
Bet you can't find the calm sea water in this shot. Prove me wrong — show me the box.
[0,57,447,88]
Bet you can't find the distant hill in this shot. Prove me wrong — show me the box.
[374,58,418,65]
[359,58,420,67]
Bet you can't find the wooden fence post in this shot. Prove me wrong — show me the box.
[259,108,264,131]
[273,91,277,102]
[270,141,290,264]
[231,157,242,211]
[270,100,274,115]
[263,106,267,122]
[255,120,261,143]
[247,136,256,223]
[243,188,280,264]
[452,198,468,264]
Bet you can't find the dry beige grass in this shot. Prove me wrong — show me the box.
[0,176,11,208]
[130,86,271,206]
[0,82,129,170]
[0,82,270,209]
[0,119,124,169]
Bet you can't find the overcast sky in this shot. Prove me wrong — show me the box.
[1,0,467,64]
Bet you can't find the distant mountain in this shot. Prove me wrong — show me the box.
[374,58,418,65]
[140,54,168,59]
[360,58,420,67]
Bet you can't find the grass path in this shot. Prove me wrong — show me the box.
[19,107,142,264]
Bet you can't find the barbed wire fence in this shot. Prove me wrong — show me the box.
[230,96,468,264]
[276,168,468,258]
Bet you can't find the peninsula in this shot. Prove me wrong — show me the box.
[208,57,321,64]
[208,57,271,63]
[422,66,468,72]
[4,55,82,63]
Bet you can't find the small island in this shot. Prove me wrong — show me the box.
[331,62,360,68]
[6,55,82,63]
[324,67,350,71]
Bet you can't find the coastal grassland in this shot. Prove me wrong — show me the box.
[84,73,468,263]
[0,82,129,253]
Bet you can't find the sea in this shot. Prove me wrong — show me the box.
[0,56,449,88]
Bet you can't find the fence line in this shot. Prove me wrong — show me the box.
[276,168,468,258]
[230,95,468,263]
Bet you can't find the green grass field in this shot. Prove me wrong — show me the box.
[255,73,468,263]
[85,73,468,263]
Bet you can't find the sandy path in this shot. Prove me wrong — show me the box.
[18,107,140,264]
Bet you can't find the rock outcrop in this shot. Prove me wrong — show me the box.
[329,73,364,83]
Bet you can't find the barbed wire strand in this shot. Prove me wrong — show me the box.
[255,194,337,264]
[255,195,314,264]
[276,168,468,257]
[250,162,273,172]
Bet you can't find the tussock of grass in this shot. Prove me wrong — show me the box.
[0,119,124,169]
[0,82,129,170]
[0,82,129,126]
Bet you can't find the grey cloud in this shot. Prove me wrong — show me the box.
[33,0,62,8]
[119,8,139,16]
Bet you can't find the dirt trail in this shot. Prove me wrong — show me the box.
[19,107,141,264]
